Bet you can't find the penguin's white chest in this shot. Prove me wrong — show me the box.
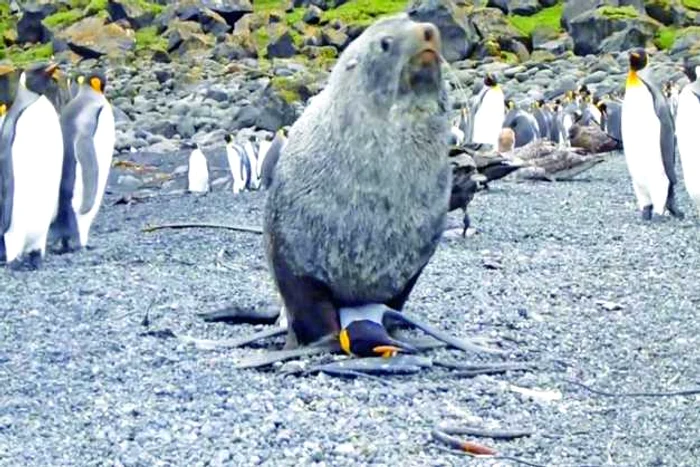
[188,148,209,193]
[472,89,504,147]
[4,96,63,261]
[675,86,700,212]
[72,102,116,247]
[622,85,665,182]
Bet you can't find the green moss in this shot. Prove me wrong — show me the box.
[500,51,519,64]
[253,27,270,59]
[5,43,54,65]
[43,9,84,28]
[134,25,167,52]
[130,0,165,16]
[321,0,408,25]
[682,0,700,11]
[508,2,564,37]
[598,5,639,19]
[654,26,677,50]
[270,76,301,103]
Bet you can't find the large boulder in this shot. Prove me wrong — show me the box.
[16,4,55,44]
[200,0,253,27]
[568,6,661,55]
[468,7,530,61]
[645,0,696,27]
[108,0,159,29]
[153,1,233,37]
[669,26,700,55]
[562,0,646,30]
[55,17,135,59]
[406,0,479,62]
[165,20,215,57]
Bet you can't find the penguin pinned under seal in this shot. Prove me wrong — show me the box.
[185,141,210,193]
[621,48,683,221]
[674,58,700,216]
[470,73,505,148]
[0,62,64,268]
[50,71,116,253]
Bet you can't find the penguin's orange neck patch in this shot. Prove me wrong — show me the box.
[626,71,641,88]
[339,329,351,355]
[90,77,102,93]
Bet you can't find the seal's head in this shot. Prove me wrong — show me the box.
[327,13,444,113]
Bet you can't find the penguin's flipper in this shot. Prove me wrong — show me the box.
[646,78,679,187]
[295,355,434,379]
[75,133,99,215]
[235,338,340,369]
[0,157,13,233]
[382,309,507,356]
[0,128,15,234]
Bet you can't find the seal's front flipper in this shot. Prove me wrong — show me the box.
[198,304,280,324]
[293,355,433,380]
[383,309,507,355]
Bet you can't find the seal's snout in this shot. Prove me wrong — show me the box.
[413,23,440,64]
[415,22,440,51]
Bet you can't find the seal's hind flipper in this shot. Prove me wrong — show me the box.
[383,309,507,355]
[198,304,280,324]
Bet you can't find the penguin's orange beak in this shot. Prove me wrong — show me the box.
[372,345,402,358]
[45,63,62,81]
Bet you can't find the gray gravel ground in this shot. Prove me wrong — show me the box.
[1,154,699,467]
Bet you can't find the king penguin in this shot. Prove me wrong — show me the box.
[621,48,683,221]
[470,73,505,148]
[50,71,116,252]
[675,58,700,217]
[260,127,288,190]
[224,133,249,194]
[186,141,209,193]
[0,62,64,268]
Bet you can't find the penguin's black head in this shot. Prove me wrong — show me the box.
[21,61,63,96]
[484,73,498,87]
[628,49,648,72]
[339,320,416,358]
[224,133,234,144]
[597,101,608,115]
[86,71,107,94]
[579,84,590,97]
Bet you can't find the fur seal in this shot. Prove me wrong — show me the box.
[266,13,452,351]
[221,14,502,369]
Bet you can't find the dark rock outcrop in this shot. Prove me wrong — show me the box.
[568,7,660,55]
[16,5,54,45]
[406,0,479,61]
[55,17,136,59]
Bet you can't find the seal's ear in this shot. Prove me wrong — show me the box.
[346,58,358,71]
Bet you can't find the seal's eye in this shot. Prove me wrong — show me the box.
[380,36,393,52]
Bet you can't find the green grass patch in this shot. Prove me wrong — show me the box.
[508,2,564,37]
[321,0,408,25]
[135,25,167,52]
[682,0,700,11]
[3,42,54,65]
[43,9,84,28]
[270,76,302,103]
[654,26,677,50]
[598,5,639,19]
